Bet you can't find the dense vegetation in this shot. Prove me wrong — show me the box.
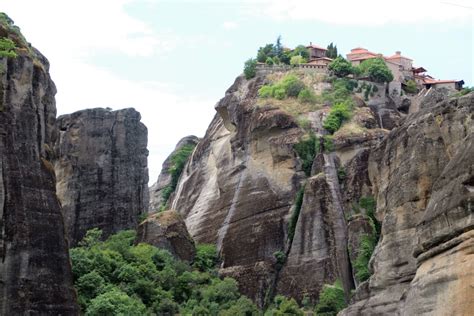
[244,58,257,79]
[160,144,196,210]
[321,78,356,134]
[294,133,319,175]
[314,280,347,315]
[70,229,259,315]
[328,56,393,84]
[352,196,379,282]
[258,74,317,105]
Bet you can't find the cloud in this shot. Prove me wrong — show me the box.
[222,21,239,30]
[0,0,216,183]
[243,0,473,25]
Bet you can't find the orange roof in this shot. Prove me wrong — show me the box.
[422,78,462,84]
[350,55,378,61]
[386,51,413,61]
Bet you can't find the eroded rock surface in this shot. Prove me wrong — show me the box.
[149,135,199,212]
[342,92,474,315]
[136,210,196,262]
[54,108,149,246]
[0,40,78,313]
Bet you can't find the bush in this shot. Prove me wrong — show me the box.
[266,295,304,316]
[322,78,354,105]
[266,57,274,65]
[273,251,286,265]
[258,85,274,98]
[244,58,257,79]
[274,87,286,100]
[290,55,306,66]
[354,234,376,283]
[0,38,17,58]
[281,75,305,97]
[193,244,218,272]
[298,88,317,104]
[314,280,346,316]
[323,135,334,152]
[287,186,305,242]
[404,79,417,94]
[294,133,318,176]
[323,102,352,133]
[328,56,353,78]
[161,143,196,207]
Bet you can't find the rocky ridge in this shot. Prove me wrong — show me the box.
[0,21,79,314]
[53,107,149,246]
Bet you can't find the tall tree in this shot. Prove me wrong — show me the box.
[326,42,338,59]
[273,35,283,57]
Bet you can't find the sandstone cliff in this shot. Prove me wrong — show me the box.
[342,91,474,315]
[163,67,473,313]
[149,135,199,212]
[53,108,149,246]
[0,16,79,314]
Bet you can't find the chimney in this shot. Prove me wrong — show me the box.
[396,51,401,55]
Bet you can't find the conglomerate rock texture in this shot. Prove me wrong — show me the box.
[0,43,79,313]
[341,91,474,315]
[53,108,149,246]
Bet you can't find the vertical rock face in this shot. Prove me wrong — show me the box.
[0,48,78,313]
[149,135,199,212]
[170,75,305,305]
[136,210,196,262]
[342,93,474,315]
[54,108,149,246]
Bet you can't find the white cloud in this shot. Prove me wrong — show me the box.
[222,21,239,30]
[243,0,473,25]
[0,0,217,183]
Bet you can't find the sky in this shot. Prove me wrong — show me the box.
[1,0,473,183]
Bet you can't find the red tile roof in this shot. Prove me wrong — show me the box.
[386,53,413,61]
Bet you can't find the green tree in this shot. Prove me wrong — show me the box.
[314,280,347,316]
[326,42,338,59]
[86,288,147,316]
[404,79,418,94]
[257,43,275,62]
[328,56,353,77]
[273,35,283,58]
[290,55,306,66]
[266,56,274,65]
[359,58,393,83]
[265,295,304,316]
[292,45,310,60]
[244,58,258,80]
[193,244,218,272]
[323,102,352,133]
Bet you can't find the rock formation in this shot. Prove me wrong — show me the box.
[341,92,474,315]
[0,17,79,314]
[53,108,149,246]
[149,135,199,212]
[136,210,196,262]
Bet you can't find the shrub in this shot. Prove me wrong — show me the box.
[0,38,17,58]
[288,186,305,243]
[161,143,196,206]
[266,57,274,65]
[456,86,474,96]
[314,280,346,316]
[337,167,346,183]
[290,55,306,66]
[258,85,274,98]
[281,75,305,97]
[404,79,417,94]
[323,135,334,152]
[354,234,376,282]
[273,251,286,265]
[323,102,352,133]
[244,58,257,79]
[274,87,286,100]
[220,297,259,316]
[328,56,353,78]
[266,295,304,316]
[193,244,218,272]
[298,88,317,104]
[322,78,354,105]
[294,133,318,176]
